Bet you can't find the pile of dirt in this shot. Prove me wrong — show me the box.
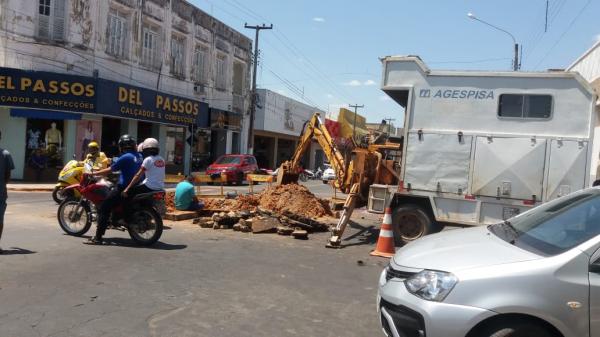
[166,183,332,219]
[202,198,242,210]
[254,184,332,218]
[165,192,175,212]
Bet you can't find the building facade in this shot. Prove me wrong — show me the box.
[0,0,252,180]
[568,40,600,106]
[254,89,325,170]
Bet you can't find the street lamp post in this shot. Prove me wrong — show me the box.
[467,12,519,71]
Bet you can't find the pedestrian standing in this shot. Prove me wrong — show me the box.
[0,130,15,254]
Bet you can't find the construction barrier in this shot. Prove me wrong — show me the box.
[194,173,227,196]
[247,174,273,194]
[164,174,185,184]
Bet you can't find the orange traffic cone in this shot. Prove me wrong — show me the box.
[370,207,395,258]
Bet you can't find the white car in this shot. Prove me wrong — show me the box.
[322,167,336,184]
[378,187,600,337]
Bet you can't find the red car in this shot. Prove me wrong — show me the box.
[206,154,259,185]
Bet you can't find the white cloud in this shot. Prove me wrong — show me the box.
[344,80,362,86]
[326,93,334,99]
[313,17,325,23]
[343,79,377,86]
[364,79,376,86]
[379,95,391,101]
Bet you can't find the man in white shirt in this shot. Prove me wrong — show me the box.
[122,138,165,197]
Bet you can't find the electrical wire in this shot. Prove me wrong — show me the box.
[533,0,592,70]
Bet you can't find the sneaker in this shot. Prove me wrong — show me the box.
[83,237,104,245]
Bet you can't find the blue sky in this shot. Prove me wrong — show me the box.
[190,0,599,126]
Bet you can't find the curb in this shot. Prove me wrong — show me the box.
[8,188,54,192]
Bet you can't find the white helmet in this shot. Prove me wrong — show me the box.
[137,143,144,152]
[143,138,159,149]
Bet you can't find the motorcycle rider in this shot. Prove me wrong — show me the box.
[122,138,165,198]
[84,141,110,170]
[84,134,142,245]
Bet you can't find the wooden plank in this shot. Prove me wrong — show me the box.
[163,210,199,221]
[165,174,185,183]
[195,174,225,183]
[247,174,273,183]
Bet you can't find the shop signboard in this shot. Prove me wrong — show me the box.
[337,107,369,139]
[209,108,242,131]
[0,67,210,128]
[0,67,96,114]
[96,79,209,128]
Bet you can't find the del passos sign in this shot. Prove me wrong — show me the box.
[96,80,209,127]
[0,67,208,127]
[0,67,96,113]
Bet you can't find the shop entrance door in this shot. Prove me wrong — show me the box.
[101,117,122,158]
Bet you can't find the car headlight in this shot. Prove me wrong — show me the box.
[405,270,458,302]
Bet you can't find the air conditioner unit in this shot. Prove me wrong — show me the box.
[193,83,205,95]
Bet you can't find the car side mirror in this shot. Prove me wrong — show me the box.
[589,263,600,273]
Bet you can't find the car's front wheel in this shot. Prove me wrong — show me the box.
[476,319,557,337]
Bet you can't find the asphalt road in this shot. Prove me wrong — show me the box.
[0,183,385,337]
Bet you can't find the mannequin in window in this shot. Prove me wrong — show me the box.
[45,122,62,150]
[81,121,95,159]
[27,128,41,149]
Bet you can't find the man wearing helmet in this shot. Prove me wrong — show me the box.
[85,141,110,170]
[122,138,166,198]
[84,134,143,245]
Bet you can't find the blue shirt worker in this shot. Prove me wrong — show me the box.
[175,175,204,211]
[85,134,142,245]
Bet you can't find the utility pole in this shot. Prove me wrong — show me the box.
[348,104,364,143]
[467,12,520,71]
[383,117,396,135]
[245,23,273,155]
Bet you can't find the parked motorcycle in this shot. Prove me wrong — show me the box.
[315,167,323,180]
[57,176,165,246]
[299,169,316,182]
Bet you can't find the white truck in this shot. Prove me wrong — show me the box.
[371,56,598,244]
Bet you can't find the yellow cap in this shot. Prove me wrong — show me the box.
[88,141,99,149]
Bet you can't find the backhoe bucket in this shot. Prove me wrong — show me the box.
[276,162,299,185]
[276,170,299,185]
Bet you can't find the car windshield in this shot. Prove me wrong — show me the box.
[215,156,241,164]
[489,190,600,256]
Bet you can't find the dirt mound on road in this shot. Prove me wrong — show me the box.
[253,184,332,218]
[166,183,332,218]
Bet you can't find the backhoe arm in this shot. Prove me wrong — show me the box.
[277,112,347,187]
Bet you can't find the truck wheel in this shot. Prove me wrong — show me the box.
[392,204,437,245]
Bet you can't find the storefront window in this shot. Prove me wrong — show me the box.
[165,126,185,174]
[25,119,64,181]
[192,128,211,171]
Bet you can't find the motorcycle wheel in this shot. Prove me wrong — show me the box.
[57,198,92,236]
[52,186,66,204]
[299,173,308,182]
[127,207,163,246]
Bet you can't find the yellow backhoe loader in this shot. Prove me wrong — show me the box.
[276,112,402,248]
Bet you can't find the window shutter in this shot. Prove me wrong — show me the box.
[38,13,50,39]
[52,0,66,41]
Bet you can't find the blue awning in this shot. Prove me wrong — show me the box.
[10,108,82,120]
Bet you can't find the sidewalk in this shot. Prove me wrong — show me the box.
[7,182,55,192]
